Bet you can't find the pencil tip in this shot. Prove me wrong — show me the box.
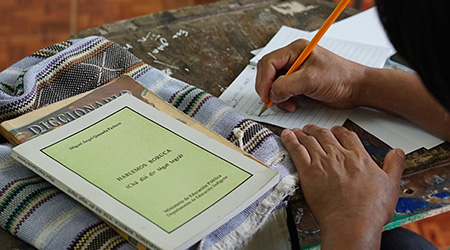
[258,105,268,116]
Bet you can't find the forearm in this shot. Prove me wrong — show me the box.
[355,67,450,141]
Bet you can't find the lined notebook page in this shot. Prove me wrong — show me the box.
[221,26,391,129]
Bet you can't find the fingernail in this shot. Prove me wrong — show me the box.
[302,124,312,130]
[291,128,301,133]
[394,148,405,159]
[281,129,292,138]
[278,102,287,110]
[269,91,279,103]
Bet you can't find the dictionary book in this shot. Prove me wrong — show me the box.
[11,93,279,250]
[1,77,155,146]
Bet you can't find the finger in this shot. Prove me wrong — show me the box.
[256,57,279,103]
[382,148,405,182]
[256,39,310,103]
[269,65,327,106]
[256,47,296,103]
[302,124,341,153]
[330,126,365,151]
[268,50,319,103]
[269,74,303,103]
[292,127,327,160]
[276,99,297,112]
[280,129,311,174]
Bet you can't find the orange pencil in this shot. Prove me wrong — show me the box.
[258,0,350,116]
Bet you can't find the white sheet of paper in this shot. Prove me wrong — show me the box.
[317,7,395,55]
[251,48,263,56]
[250,26,391,67]
[349,108,443,153]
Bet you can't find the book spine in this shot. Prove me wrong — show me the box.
[0,124,20,146]
[11,151,161,250]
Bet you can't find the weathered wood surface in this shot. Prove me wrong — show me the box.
[71,0,358,98]
[3,0,447,248]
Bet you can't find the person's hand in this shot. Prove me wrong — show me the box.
[281,125,405,249]
[255,39,367,112]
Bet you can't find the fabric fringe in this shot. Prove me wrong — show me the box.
[202,173,298,250]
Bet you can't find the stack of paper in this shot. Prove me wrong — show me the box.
[219,8,443,153]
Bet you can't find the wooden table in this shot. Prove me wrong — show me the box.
[3,0,449,248]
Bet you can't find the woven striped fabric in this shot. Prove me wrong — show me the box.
[0,36,298,250]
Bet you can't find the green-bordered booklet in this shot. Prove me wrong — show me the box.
[11,93,279,250]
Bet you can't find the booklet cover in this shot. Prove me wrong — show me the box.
[11,94,279,250]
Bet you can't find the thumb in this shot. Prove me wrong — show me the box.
[270,74,304,103]
[383,148,405,181]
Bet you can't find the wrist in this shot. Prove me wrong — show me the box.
[320,212,384,250]
[352,67,422,113]
[351,66,374,107]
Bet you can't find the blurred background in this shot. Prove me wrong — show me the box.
[0,0,449,248]
[0,0,218,71]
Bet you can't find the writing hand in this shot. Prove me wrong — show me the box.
[255,39,367,112]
